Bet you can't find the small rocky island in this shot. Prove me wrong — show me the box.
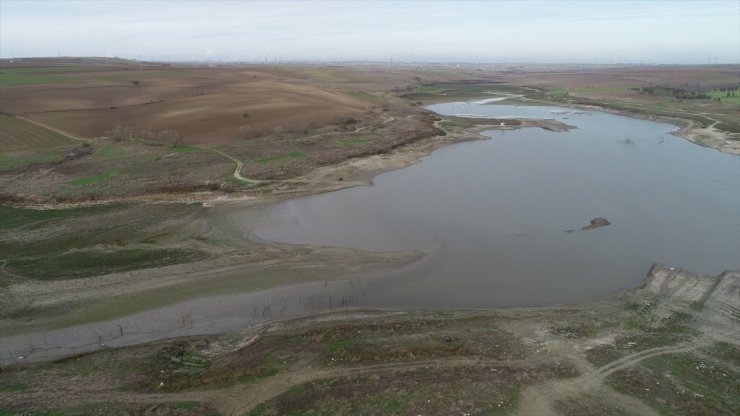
[582,217,611,230]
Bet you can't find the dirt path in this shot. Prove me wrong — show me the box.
[19,114,265,186]
[514,342,702,416]
[596,342,701,378]
[202,147,264,185]
[3,340,700,415]
[196,122,378,186]
[0,357,556,416]
[213,358,550,416]
[515,269,739,416]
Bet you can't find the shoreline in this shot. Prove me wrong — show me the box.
[1,263,733,365]
[3,95,736,212]
[509,96,740,156]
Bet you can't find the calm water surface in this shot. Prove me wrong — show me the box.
[254,101,740,308]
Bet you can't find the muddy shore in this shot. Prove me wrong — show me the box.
[3,95,734,212]
[1,265,737,416]
[510,97,740,156]
[0,114,503,345]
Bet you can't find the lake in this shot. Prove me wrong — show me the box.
[254,101,740,308]
[5,100,739,363]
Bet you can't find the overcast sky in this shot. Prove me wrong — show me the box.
[1,0,738,64]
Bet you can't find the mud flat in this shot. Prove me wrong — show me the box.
[0,240,423,363]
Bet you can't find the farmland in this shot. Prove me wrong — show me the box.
[2,61,737,204]
[1,60,739,415]
[0,114,74,152]
[0,64,375,144]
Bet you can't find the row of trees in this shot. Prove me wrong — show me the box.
[634,84,739,101]
[633,86,711,100]
[104,125,181,147]
[716,86,739,92]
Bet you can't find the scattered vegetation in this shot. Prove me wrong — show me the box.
[334,133,378,146]
[0,151,66,171]
[249,370,523,416]
[255,149,304,164]
[0,382,27,392]
[401,82,523,103]
[632,84,740,105]
[67,170,118,186]
[608,352,739,415]
[587,310,695,367]
[0,72,70,86]
[0,203,206,281]
[0,402,221,416]
[5,247,207,280]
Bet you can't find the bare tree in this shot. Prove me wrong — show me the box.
[104,125,135,141]
[239,125,257,140]
[160,129,181,148]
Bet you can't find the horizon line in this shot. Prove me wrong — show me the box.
[2,56,739,67]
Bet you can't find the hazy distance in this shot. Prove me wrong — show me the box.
[1,0,738,64]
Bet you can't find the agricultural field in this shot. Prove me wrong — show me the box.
[708,89,740,106]
[503,65,740,134]
[407,65,740,132]
[0,63,390,144]
[0,60,460,202]
[1,61,738,203]
[0,114,74,152]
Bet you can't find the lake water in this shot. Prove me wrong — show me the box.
[254,101,740,308]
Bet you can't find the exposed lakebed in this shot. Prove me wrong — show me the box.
[253,101,740,308]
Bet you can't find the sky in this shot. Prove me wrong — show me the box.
[1,0,738,64]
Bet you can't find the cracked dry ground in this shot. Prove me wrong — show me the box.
[1,265,738,415]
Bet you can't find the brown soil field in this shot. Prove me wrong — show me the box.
[0,60,510,145]
[505,65,740,123]
[1,66,376,144]
[0,114,74,152]
[502,65,739,91]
